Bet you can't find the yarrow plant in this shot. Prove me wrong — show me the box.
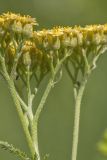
[0,12,107,160]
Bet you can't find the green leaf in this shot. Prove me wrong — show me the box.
[0,141,31,160]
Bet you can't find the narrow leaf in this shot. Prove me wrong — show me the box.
[0,141,31,160]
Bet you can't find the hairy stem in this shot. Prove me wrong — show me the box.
[71,78,87,160]
[32,77,54,160]
[31,52,71,160]
[9,81,34,157]
[27,66,33,122]
[0,55,35,158]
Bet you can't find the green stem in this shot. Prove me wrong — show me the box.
[16,91,28,112]
[31,54,69,160]
[71,78,87,160]
[0,56,35,158]
[32,77,54,160]
[27,66,33,122]
[9,83,35,157]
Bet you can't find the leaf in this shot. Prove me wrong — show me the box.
[0,141,31,160]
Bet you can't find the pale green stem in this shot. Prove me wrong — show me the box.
[71,47,104,160]
[32,51,71,160]
[0,56,35,158]
[27,66,33,122]
[16,91,28,112]
[32,77,54,160]
[71,78,87,160]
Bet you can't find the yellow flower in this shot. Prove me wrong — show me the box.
[0,17,4,25]
[48,27,63,37]
[7,43,16,56]
[0,12,38,38]
[1,12,38,26]
[22,40,36,54]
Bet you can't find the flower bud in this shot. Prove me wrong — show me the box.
[70,37,78,47]
[43,40,49,49]
[101,34,107,43]
[62,36,71,47]
[7,45,15,56]
[77,33,83,45]
[11,21,22,33]
[23,24,33,37]
[92,33,101,45]
[47,50,54,61]
[23,52,31,66]
[53,37,60,50]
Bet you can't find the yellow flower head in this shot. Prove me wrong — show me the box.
[1,12,38,26]
[48,27,63,37]
[0,17,4,25]
[22,40,37,54]
[0,12,38,38]
[0,13,107,80]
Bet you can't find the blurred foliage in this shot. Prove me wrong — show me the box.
[0,0,107,160]
[98,129,107,156]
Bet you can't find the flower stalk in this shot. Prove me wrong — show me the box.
[31,49,72,160]
[71,78,87,160]
[0,54,35,157]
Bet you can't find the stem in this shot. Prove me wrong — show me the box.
[0,56,35,158]
[27,66,33,122]
[9,79,35,157]
[16,91,28,112]
[31,53,70,160]
[71,78,87,160]
[32,77,54,160]
[31,50,72,160]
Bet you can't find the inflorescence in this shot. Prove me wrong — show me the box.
[0,12,107,84]
[0,12,107,160]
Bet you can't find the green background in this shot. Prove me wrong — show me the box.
[0,0,107,160]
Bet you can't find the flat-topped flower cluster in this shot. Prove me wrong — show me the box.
[0,12,107,82]
[0,12,107,160]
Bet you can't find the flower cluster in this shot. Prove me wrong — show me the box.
[0,12,37,36]
[0,12,107,83]
[33,25,107,82]
[0,13,107,160]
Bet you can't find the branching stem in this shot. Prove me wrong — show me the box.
[32,50,72,160]
[0,55,35,158]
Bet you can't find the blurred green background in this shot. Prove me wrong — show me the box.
[0,0,107,160]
